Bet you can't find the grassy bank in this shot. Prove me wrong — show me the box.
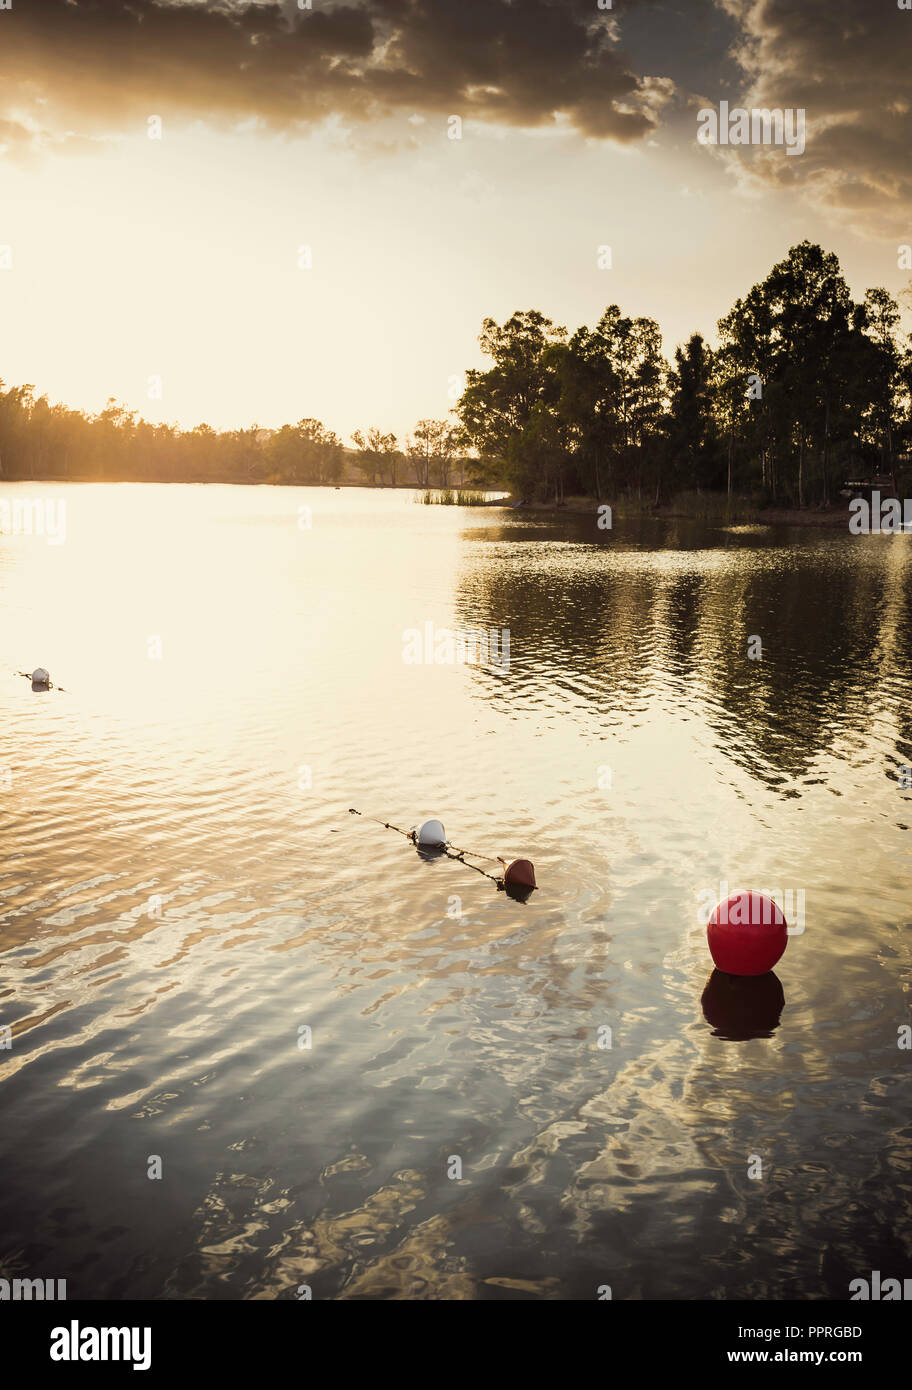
[415,488,492,505]
[517,490,853,529]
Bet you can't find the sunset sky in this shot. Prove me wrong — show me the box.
[1,0,911,441]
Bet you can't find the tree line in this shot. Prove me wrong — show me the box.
[1,242,909,505]
[0,390,472,489]
[456,242,912,506]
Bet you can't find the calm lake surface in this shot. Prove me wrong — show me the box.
[1,483,910,1300]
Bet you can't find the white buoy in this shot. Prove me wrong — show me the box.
[414,818,446,847]
[31,667,50,687]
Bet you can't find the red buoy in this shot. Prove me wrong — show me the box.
[707,891,787,976]
[503,859,536,889]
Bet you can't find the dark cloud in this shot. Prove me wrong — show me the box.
[5,0,909,230]
[0,0,671,147]
[711,0,912,230]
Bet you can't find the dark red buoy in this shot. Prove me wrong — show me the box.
[707,891,787,976]
[503,859,536,889]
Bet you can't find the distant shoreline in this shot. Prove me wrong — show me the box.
[0,476,857,528]
[0,478,498,492]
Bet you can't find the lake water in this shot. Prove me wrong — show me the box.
[1,483,910,1300]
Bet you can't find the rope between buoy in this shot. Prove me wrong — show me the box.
[445,842,503,864]
[348,808,505,887]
